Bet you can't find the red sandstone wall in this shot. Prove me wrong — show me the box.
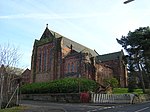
[102,59,127,87]
[95,64,113,85]
[21,69,31,84]
[63,54,80,76]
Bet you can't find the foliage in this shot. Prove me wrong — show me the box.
[128,73,138,92]
[20,78,99,94]
[104,77,119,88]
[117,26,150,93]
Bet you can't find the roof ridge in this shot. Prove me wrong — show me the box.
[100,50,122,56]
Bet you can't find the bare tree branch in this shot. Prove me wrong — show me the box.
[0,43,22,108]
[0,43,21,68]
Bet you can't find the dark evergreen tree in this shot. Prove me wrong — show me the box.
[117,26,150,93]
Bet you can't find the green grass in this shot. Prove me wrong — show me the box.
[133,89,143,94]
[113,88,128,94]
[0,106,28,112]
[113,88,143,94]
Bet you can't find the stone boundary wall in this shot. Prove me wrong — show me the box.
[21,93,150,104]
[21,93,81,103]
[138,94,150,102]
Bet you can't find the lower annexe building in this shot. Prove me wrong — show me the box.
[31,25,127,87]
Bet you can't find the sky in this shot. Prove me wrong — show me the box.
[0,0,150,69]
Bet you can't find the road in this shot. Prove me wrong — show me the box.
[20,100,104,112]
[91,101,150,112]
[20,100,150,112]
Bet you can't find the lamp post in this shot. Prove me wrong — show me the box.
[124,0,135,4]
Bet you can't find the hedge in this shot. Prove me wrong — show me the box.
[20,78,98,94]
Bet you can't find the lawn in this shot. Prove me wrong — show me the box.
[113,88,143,94]
[0,106,28,112]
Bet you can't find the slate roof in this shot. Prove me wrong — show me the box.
[96,50,124,62]
[40,27,98,57]
[62,37,97,56]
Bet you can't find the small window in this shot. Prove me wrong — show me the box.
[68,63,70,73]
[71,62,74,72]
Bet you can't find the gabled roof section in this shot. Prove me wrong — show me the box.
[35,26,63,46]
[39,25,97,56]
[40,25,63,40]
[62,37,97,57]
[40,27,55,40]
[96,50,124,62]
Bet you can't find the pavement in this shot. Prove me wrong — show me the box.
[20,100,130,112]
[20,104,67,112]
[22,107,66,112]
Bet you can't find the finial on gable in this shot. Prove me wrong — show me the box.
[46,24,48,28]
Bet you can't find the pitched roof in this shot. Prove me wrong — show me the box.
[64,50,80,58]
[40,27,54,40]
[96,50,124,62]
[62,37,97,56]
[40,27,98,57]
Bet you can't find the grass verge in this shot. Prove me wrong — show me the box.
[0,106,28,112]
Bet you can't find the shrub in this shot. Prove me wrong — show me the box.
[20,78,98,94]
[104,77,119,88]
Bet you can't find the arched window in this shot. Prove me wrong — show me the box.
[39,52,42,72]
[76,61,79,72]
[49,49,53,71]
[71,62,74,72]
[43,47,47,71]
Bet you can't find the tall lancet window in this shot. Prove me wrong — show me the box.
[43,47,47,71]
[49,49,53,71]
[39,51,42,72]
[71,62,74,72]
[68,63,70,73]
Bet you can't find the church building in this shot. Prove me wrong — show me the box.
[31,25,127,87]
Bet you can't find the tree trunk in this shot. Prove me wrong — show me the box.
[137,63,146,93]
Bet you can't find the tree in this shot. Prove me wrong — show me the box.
[127,56,138,92]
[116,26,150,93]
[0,44,21,108]
[104,77,119,89]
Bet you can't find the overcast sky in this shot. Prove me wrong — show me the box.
[0,0,150,69]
